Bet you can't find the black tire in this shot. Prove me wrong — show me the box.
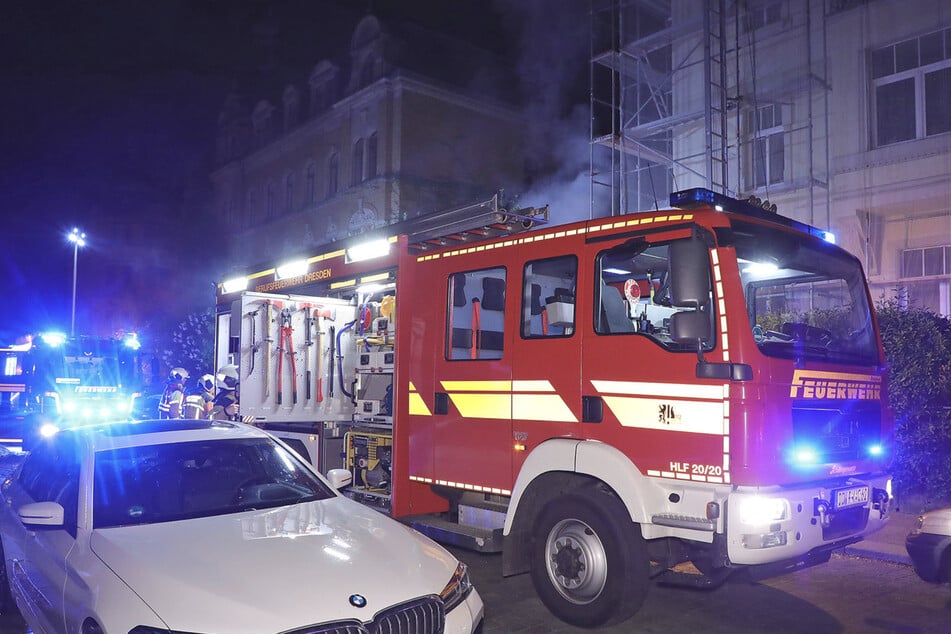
[530,491,649,628]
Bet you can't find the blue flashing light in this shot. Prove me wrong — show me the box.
[40,332,67,347]
[817,230,836,244]
[868,444,884,457]
[791,446,820,465]
[123,333,141,350]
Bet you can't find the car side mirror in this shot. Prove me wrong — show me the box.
[18,501,65,528]
[326,468,353,490]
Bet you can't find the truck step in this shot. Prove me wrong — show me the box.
[406,515,504,553]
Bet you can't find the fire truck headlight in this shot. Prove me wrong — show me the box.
[738,496,788,525]
[39,423,60,438]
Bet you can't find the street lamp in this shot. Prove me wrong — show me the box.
[68,227,87,336]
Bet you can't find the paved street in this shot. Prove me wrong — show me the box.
[451,548,951,634]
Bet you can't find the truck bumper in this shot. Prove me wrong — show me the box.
[725,474,891,566]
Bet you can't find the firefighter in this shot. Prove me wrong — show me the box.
[210,364,239,421]
[158,367,189,418]
[182,373,215,419]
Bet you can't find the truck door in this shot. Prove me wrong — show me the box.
[509,254,582,470]
[431,266,514,494]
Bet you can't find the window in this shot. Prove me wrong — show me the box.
[872,28,951,147]
[742,0,783,32]
[901,245,951,278]
[328,152,339,196]
[595,239,714,352]
[367,132,378,179]
[305,163,316,205]
[246,189,256,226]
[352,138,365,186]
[749,104,785,188]
[446,267,506,360]
[521,256,577,338]
[285,173,294,214]
[266,182,276,218]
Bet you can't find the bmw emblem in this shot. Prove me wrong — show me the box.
[349,594,367,608]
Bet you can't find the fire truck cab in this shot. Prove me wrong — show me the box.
[214,189,892,627]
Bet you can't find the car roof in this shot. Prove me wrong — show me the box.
[56,419,270,452]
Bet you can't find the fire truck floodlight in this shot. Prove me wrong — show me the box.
[738,496,788,525]
[222,276,249,294]
[123,333,141,350]
[276,259,309,280]
[347,239,391,263]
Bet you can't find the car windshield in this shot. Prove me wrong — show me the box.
[730,220,881,366]
[93,437,335,528]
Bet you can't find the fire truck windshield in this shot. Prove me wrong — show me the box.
[730,221,880,367]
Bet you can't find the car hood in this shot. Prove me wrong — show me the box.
[89,496,458,633]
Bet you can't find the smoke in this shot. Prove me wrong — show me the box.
[493,1,596,223]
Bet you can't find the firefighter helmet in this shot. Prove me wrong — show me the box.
[169,367,189,383]
[216,364,239,390]
[199,374,215,392]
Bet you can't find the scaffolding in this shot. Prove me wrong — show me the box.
[590,0,831,226]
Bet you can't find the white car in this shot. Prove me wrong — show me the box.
[0,419,483,633]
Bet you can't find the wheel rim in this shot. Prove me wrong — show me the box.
[544,517,608,604]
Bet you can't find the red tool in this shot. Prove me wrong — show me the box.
[277,308,298,405]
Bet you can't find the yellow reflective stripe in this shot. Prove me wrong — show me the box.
[408,381,417,391]
[512,380,555,392]
[513,394,577,422]
[440,380,511,392]
[592,380,725,400]
[449,393,511,419]
[408,392,432,416]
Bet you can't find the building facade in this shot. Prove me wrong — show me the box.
[210,15,524,274]
[593,0,951,314]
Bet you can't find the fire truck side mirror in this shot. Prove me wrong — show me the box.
[670,310,710,343]
[669,237,712,308]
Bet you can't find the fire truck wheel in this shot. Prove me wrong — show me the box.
[530,492,648,627]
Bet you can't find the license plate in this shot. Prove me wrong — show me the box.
[833,485,869,510]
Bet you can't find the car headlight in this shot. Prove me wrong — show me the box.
[439,562,473,613]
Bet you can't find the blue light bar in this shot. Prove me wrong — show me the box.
[670,188,838,246]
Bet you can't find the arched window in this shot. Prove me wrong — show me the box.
[352,138,365,186]
[305,162,316,205]
[267,182,276,218]
[328,152,339,196]
[367,132,378,179]
[285,173,294,214]
[247,189,258,226]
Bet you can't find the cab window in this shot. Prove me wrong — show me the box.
[595,238,714,352]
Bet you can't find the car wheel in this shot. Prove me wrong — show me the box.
[530,490,649,628]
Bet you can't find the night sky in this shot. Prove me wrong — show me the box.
[0,1,588,345]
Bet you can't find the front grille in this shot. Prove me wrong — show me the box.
[284,596,445,634]
[792,400,881,462]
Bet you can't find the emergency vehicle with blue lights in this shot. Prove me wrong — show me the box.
[0,332,142,451]
[214,189,893,627]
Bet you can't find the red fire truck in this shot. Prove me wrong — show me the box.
[214,189,892,627]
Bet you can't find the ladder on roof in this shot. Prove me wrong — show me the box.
[403,192,549,253]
